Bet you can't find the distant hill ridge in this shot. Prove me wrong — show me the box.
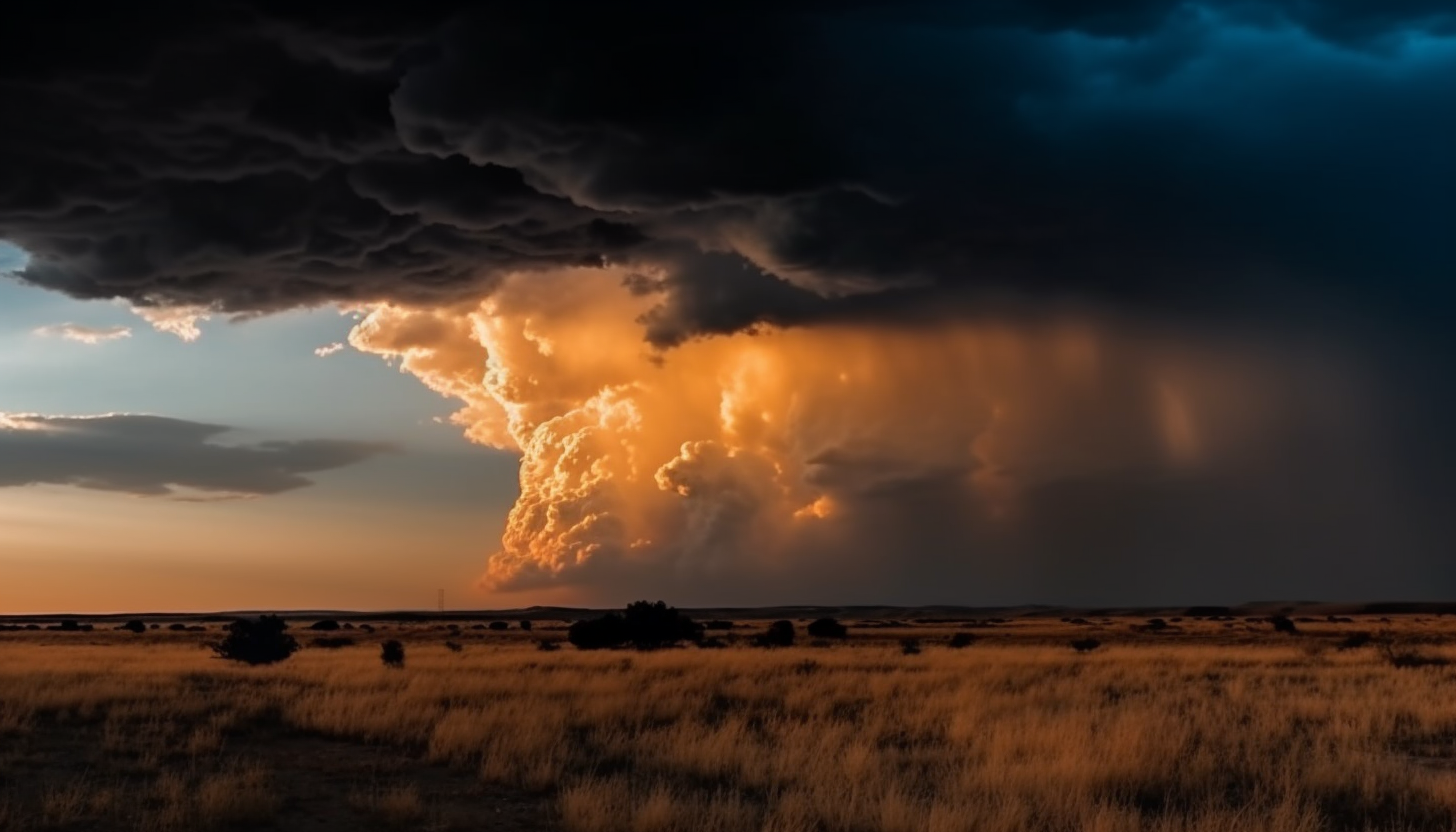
[7,600,1456,623]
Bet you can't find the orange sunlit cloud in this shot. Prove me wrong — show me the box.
[350,267,1318,597]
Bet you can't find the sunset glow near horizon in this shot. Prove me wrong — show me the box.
[2,4,1454,613]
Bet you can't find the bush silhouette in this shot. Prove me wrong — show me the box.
[568,614,628,649]
[1337,632,1373,650]
[807,618,848,639]
[568,601,703,650]
[1269,615,1299,635]
[1145,618,1169,631]
[308,619,340,631]
[212,616,299,665]
[519,620,533,631]
[1071,638,1101,653]
[753,620,795,648]
[624,601,703,648]
[381,640,405,668]
[488,621,510,631]
[536,639,561,652]
[948,632,978,649]
[118,620,146,634]
[444,641,463,653]
[900,638,922,655]
[309,636,355,649]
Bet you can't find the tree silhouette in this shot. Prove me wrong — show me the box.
[567,601,703,650]
[754,620,795,648]
[807,618,848,639]
[381,640,405,668]
[212,616,299,665]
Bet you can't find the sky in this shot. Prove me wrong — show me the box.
[1,1,1453,612]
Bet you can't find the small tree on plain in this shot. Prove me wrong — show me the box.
[381,640,405,668]
[568,601,703,650]
[568,614,628,650]
[807,618,848,639]
[754,620,795,648]
[118,619,146,634]
[212,616,299,665]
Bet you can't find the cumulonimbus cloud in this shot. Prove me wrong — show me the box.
[0,2,1452,602]
[0,413,393,499]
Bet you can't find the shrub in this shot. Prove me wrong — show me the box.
[1337,632,1373,650]
[1270,615,1299,635]
[900,638,922,655]
[1071,638,1101,653]
[308,619,340,631]
[118,620,146,634]
[443,641,463,653]
[519,620,532,631]
[488,621,510,631]
[380,640,405,668]
[309,636,355,649]
[624,601,703,648]
[168,623,189,631]
[807,618,849,639]
[1145,618,1169,631]
[948,632,978,649]
[568,614,628,650]
[753,620,795,648]
[536,639,561,652]
[212,616,299,665]
[568,601,703,650]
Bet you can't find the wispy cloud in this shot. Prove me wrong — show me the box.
[33,323,132,345]
[314,342,345,358]
[0,412,394,499]
[129,305,211,342]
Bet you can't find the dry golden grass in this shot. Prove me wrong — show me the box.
[4,616,1456,831]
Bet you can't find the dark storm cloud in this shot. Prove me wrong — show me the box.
[0,0,1450,337]
[0,414,392,498]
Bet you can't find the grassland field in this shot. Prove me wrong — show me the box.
[4,610,1456,831]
